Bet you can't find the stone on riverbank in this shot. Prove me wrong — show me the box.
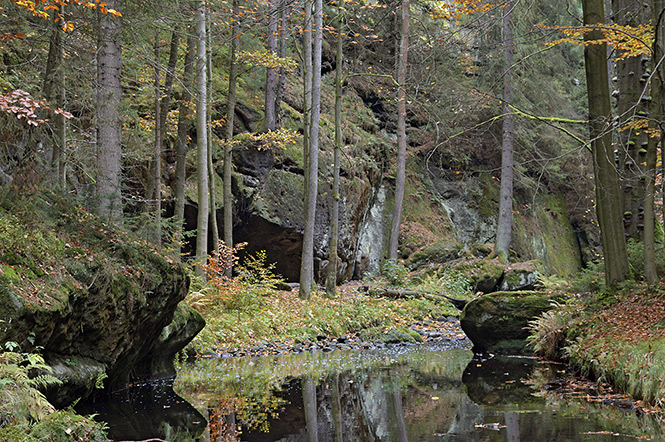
[460,291,561,353]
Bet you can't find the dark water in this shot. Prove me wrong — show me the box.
[77,343,665,441]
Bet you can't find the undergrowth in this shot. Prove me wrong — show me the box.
[185,243,457,353]
[527,287,665,407]
[0,342,108,441]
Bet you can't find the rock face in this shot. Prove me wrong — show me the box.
[459,291,560,353]
[0,193,204,406]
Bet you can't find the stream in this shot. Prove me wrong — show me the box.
[76,342,665,441]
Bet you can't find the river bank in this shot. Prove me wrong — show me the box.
[529,287,665,410]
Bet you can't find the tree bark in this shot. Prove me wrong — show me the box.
[44,4,66,187]
[263,0,278,132]
[195,0,209,278]
[646,0,665,284]
[206,18,219,250]
[325,0,344,298]
[96,0,123,224]
[275,1,290,128]
[152,30,162,247]
[224,0,240,277]
[299,0,315,299]
[583,0,629,287]
[174,32,196,261]
[495,0,514,262]
[613,0,650,240]
[387,0,410,260]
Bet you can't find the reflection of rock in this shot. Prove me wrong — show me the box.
[462,355,546,408]
[75,378,207,442]
[460,291,561,353]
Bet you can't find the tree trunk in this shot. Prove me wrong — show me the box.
[174,32,196,261]
[263,0,278,132]
[302,376,318,442]
[152,30,162,247]
[583,0,629,287]
[44,5,66,187]
[325,0,344,298]
[96,0,123,224]
[195,0,209,278]
[387,0,410,260]
[207,18,219,250]
[646,0,665,284]
[299,0,314,299]
[495,0,514,262]
[275,1,290,128]
[224,0,240,277]
[613,0,650,240]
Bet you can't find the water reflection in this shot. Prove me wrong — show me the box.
[79,343,665,441]
[76,377,206,441]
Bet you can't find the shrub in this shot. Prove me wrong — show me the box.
[526,299,581,360]
[381,259,409,286]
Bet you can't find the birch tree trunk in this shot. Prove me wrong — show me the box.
[387,0,410,260]
[96,0,123,224]
[195,0,209,278]
[495,0,514,262]
[583,0,629,287]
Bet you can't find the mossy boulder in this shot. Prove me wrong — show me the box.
[451,258,505,293]
[0,192,201,405]
[459,291,561,353]
[407,240,463,269]
[359,326,424,344]
[500,261,543,291]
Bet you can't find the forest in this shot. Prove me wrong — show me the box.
[2,0,665,440]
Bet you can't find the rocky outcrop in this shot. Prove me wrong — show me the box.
[459,291,561,353]
[0,193,204,406]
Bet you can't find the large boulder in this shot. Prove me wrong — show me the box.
[459,291,560,353]
[0,193,203,406]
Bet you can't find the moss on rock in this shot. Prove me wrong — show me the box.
[460,291,563,353]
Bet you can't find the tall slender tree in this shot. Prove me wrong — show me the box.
[300,0,322,299]
[195,0,209,278]
[207,16,219,250]
[96,0,123,224]
[275,0,290,127]
[583,0,629,286]
[325,0,344,298]
[224,0,240,277]
[387,0,410,260]
[152,29,163,247]
[174,32,196,260]
[495,0,514,262]
[43,3,66,187]
[263,0,279,132]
